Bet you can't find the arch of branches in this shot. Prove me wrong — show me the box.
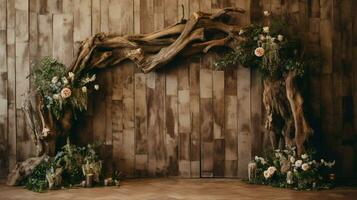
[8,7,312,185]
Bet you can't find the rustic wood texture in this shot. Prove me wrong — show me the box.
[0,0,356,179]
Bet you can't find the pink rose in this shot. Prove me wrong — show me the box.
[61,88,72,99]
[254,47,265,57]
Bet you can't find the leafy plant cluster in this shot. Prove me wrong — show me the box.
[250,147,335,190]
[214,13,319,80]
[31,57,100,119]
[21,139,104,192]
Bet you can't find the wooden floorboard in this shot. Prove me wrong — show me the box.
[0,179,356,200]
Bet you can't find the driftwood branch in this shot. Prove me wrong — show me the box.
[69,7,245,74]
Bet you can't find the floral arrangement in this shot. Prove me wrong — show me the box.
[249,147,336,190]
[214,11,319,79]
[20,139,119,192]
[31,57,99,119]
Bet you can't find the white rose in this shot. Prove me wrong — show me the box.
[81,86,87,93]
[263,170,270,179]
[290,156,296,163]
[255,156,259,161]
[295,160,303,168]
[53,94,61,100]
[301,154,308,160]
[51,76,58,84]
[277,34,284,41]
[267,166,277,175]
[301,163,310,171]
[263,26,269,33]
[254,47,265,57]
[263,11,270,16]
[94,84,100,90]
[239,29,244,35]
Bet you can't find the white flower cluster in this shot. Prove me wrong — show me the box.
[47,71,100,110]
[250,11,286,58]
[263,166,277,179]
[251,147,336,188]
[254,156,267,165]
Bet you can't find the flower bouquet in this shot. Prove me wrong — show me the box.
[32,57,100,120]
[249,147,336,190]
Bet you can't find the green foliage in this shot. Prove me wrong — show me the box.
[20,158,56,193]
[21,139,104,192]
[214,16,320,80]
[31,57,98,120]
[250,147,335,190]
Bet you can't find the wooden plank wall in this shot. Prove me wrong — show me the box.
[0,0,356,179]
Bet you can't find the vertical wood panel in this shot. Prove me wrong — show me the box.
[213,70,224,177]
[73,0,91,42]
[121,62,135,176]
[7,0,17,170]
[53,14,73,66]
[0,0,7,177]
[200,55,213,177]
[178,62,190,177]
[134,73,148,175]
[189,57,200,178]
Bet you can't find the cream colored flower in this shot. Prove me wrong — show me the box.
[263,170,270,179]
[263,26,269,33]
[94,84,100,90]
[68,72,75,79]
[254,47,265,57]
[239,29,244,35]
[51,76,58,84]
[267,166,277,175]
[324,160,335,168]
[90,74,96,82]
[290,156,296,163]
[62,77,69,85]
[259,34,266,41]
[295,160,303,168]
[286,171,293,184]
[263,11,271,16]
[277,34,284,41]
[60,87,72,99]
[82,86,87,93]
[301,163,310,171]
[53,94,61,100]
[301,154,308,160]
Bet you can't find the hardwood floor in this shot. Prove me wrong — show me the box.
[0,178,356,200]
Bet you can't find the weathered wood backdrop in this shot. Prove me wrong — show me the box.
[0,0,356,179]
